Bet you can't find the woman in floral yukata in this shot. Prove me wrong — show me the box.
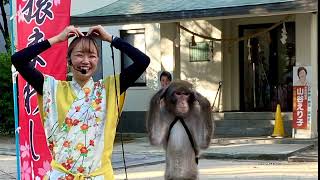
[11,25,150,180]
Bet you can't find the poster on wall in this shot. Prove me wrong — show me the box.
[292,66,312,129]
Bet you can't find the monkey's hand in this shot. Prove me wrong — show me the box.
[193,91,213,149]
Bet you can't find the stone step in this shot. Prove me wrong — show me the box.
[288,155,318,162]
[214,119,291,127]
[214,122,292,137]
[211,137,318,145]
[288,145,318,162]
[201,144,314,160]
[212,112,293,137]
[212,112,292,120]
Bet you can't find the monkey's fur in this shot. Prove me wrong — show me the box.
[146,80,213,180]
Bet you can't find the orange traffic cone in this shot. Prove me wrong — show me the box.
[271,104,285,138]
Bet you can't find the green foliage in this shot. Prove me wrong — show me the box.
[0,52,14,135]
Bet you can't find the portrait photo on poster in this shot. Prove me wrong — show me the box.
[293,66,312,87]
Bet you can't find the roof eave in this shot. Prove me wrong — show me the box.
[71,1,318,26]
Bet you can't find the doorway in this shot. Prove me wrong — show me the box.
[239,22,295,112]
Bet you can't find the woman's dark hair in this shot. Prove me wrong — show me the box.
[160,71,172,81]
[67,35,99,65]
[297,67,307,77]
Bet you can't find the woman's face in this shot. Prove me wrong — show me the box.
[70,41,98,82]
[298,70,307,81]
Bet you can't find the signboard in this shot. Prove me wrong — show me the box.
[292,66,312,129]
[16,0,70,178]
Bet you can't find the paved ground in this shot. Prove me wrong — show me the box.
[0,155,16,179]
[114,159,318,180]
[0,155,317,180]
[0,136,317,179]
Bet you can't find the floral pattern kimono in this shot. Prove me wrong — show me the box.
[38,75,125,180]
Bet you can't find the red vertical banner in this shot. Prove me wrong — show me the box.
[16,0,70,179]
[292,86,308,129]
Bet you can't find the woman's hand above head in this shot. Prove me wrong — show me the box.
[87,25,112,42]
[48,25,84,45]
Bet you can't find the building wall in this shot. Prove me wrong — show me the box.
[180,20,223,108]
[77,20,223,132]
[80,20,224,112]
[76,13,317,135]
[155,20,223,109]
[159,23,177,80]
[295,13,318,138]
[78,23,162,132]
[104,24,162,112]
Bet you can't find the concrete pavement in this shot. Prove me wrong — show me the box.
[1,155,317,180]
[0,136,15,156]
[111,136,317,169]
[114,159,318,180]
[112,137,318,179]
[0,135,317,179]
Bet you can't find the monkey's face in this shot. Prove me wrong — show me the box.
[163,81,195,117]
[174,91,190,116]
[165,89,195,117]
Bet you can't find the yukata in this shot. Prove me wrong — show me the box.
[38,74,125,180]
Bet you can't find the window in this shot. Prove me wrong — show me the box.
[189,41,213,62]
[120,29,146,86]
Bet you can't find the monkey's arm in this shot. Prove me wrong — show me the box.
[194,92,213,149]
[146,89,170,146]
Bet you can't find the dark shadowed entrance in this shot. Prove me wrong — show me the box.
[239,22,295,112]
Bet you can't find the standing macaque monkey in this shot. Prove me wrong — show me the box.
[147,80,213,180]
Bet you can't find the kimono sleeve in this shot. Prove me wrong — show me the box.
[37,75,59,125]
[104,74,126,126]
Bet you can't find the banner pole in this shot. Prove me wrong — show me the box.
[10,0,21,179]
[12,67,21,180]
[9,0,15,53]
